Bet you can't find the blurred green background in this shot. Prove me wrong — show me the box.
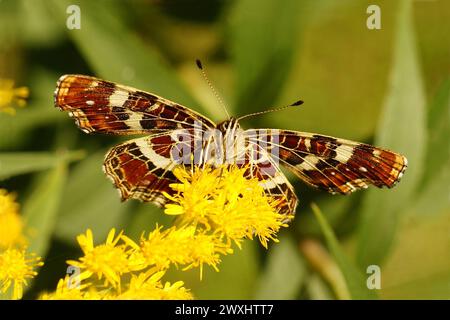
[0,0,449,299]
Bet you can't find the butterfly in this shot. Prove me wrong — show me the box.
[54,74,408,218]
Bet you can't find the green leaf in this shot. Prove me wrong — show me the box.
[254,234,306,299]
[421,77,450,189]
[296,194,356,237]
[54,151,131,242]
[0,69,65,149]
[356,0,426,268]
[408,78,450,219]
[19,0,63,46]
[306,274,334,300]
[48,0,204,114]
[412,165,450,218]
[0,150,84,180]
[22,163,67,257]
[379,209,450,299]
[0,108,62,149]
[381,271,450,299]
[229,0,303,114]
[312,203,378,300]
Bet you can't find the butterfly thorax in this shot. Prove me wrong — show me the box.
[216,117,241,136]
[200,117,245,165]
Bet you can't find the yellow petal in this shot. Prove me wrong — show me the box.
[164,204,185,215]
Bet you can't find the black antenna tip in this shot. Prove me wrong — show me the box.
[196,59,203,70]
[291,100,304,106]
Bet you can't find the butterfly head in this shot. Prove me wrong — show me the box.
[216,117,241,135]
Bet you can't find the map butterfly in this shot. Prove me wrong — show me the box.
[54,74,408,218]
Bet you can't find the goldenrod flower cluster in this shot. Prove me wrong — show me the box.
[164,165,292,250]
[0,189,43,300]
[0,79,29,114]
[40,229,192,300]
[1,76,291,299]
[42,165,291,299]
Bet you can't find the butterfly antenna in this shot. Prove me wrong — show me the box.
[196,59,230,119]
[237,100,304,121]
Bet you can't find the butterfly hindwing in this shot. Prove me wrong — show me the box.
[103,134,181,206]
[242,141,298,217]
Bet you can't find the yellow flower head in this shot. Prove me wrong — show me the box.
[0,247,43,299]
[159,280,193,300]
[39,271,107,300]
[0,79,29,115]
[67,228,144,289]
[137,225,231,278]
[163,165,291,249]
[115,268,193,300]
[138,225,194,269]
[39,276,89,300]
[0,189,25,249]
[42,228,195,300]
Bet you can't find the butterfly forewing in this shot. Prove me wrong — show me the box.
[246,129,407,194]
[54,74,215,135]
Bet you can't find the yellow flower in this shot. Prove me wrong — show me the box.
[163,165,291,248]
[164,166,219,226]
[41,164,293,299]
[184,232,232,278]
[39,276,89,300]
[42,228,195,300]
[0,79,29,114]
[136,225,231,278]
[39,272,107,300]
[135,225,193,269]
[115,268,193,300]
[67,228,144,289]
[42,266,193,300]
[0,247,43,299]
[159,280,193,300]
[0,189,25,249]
